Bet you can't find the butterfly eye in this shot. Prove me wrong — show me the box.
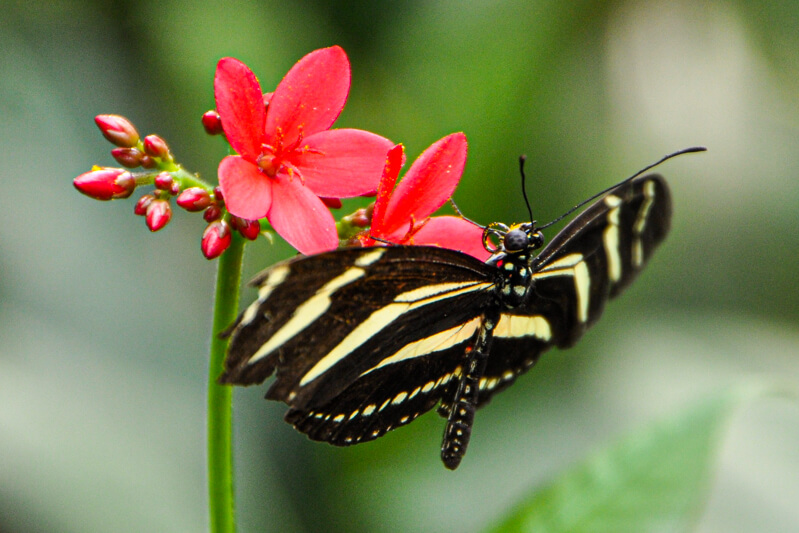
[530,230,545,249]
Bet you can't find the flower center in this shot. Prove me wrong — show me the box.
[256,151,281,177]
[254,129,312,182]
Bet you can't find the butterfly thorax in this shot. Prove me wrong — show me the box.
[484,222,545,309]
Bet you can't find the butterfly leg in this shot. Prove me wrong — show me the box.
[440,309,499,470]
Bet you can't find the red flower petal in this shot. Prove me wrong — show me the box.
[265,46,350,147]
[268,175,338,254]
[214,58,267,160]
[411,216,490,261]
[218,156,273,219]
[381,133,467,236]
[289,129,394,198]
[371,144,405,238]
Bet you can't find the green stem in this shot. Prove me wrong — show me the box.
[132,166,215,191]
[207,233,245,533]
[173,166,215,190]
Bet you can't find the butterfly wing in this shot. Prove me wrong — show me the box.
[284,333,472,446]
[476,174,671,406]
[222,174,672,445]
[221,245,498,443]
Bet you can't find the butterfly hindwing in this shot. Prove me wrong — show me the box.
[285,339,469,446]
[475,310,557,406]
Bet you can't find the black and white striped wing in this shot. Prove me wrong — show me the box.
[285,333,473,445]
[476,174,671,406]
[221,245,497,444]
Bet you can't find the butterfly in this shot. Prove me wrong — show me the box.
[220,147,704,469]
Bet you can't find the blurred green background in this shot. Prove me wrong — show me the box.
[2,1,799,531]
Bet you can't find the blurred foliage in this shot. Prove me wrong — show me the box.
[1,1,799,532]
[486,385,785,533]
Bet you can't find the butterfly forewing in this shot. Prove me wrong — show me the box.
[536,174,670,296]
[221,246,496,410]
[475,174,672,406]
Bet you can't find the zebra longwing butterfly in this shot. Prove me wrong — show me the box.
[220,148,704,469]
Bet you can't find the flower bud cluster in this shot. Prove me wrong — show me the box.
[91,115,176,170]
[73,104,384,260]
[73,114,261,258]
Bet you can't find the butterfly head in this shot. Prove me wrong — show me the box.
[483,222,544,256]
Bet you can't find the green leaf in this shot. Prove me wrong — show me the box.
[486,385,778,533]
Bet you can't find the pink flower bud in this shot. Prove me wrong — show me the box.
[73,168,135,201]
[95,114,140,147]
[350,207,370,227]
[203,204,222,222]
[134,194,155,216]
[145,199,171,231]
[111,147,144,168]
[212,186,224,205]
[139,155,156,169]
[321,197,342,209]
[202,220,232,259]
[231,217,260,240]
[154,172,174,191]
[201,110,223,136]
[143,134,172,160]
[176,187,212,211]
[170,181,180,195]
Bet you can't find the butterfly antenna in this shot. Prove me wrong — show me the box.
[448,198,485,229]
[369,234,401,246]
[519,155,534,222]
[538,146,706,230]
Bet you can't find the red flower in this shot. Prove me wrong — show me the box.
[366,133,489,260]
[214,46,393,254]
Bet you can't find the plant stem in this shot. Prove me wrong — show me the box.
[207,233,245,533]
[173,166,215,191]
